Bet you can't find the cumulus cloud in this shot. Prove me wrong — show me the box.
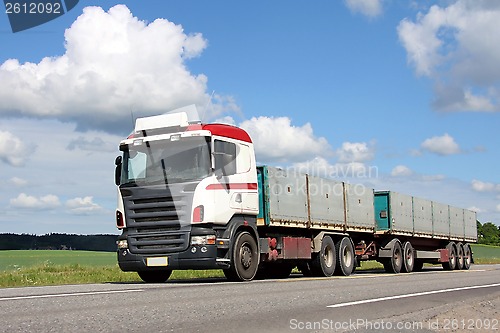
[391,165,413,177]
[9,177,28,187]
[398,1,500,112]
[66,196,104,215]
[336,141,375,163]
[239,116,331,163]
[10,193,61,210]
[0,131,34,166]
[471,179,500,192]
[420,133,461,156]
[0,5,234,134]
[345,0,383,18]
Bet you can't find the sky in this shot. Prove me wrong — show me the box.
[0,0,499,235]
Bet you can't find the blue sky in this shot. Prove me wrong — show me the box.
[0,0,499,235]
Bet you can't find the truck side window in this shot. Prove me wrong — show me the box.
[214,140,236,176]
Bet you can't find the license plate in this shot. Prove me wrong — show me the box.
[146,257,169,267]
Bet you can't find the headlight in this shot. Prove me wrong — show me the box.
[190,235,216,245]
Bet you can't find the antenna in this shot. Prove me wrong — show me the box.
[130,109,136,129]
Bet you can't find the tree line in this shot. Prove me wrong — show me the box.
[477,221,500,246]
[0,233,118,252]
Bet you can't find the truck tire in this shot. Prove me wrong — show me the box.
[442,242,457,271]
[456,243,465,270]
[138,270,172,283]
[383,240,403,274]
[310,236,336,277]
[462,243,472,270]
[223,231,259,281]
[401,241,414,273]
[335,237,355,276]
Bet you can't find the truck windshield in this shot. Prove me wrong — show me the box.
[120,136,211,186]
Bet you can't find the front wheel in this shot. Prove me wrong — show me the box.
[224,231,259,281]
[138,270,172,283]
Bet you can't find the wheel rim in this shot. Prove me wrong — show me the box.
[323,245,334,268]
[394,247,402,267]
[406,247,414,267]
[343,246,352,268]
[464,246,471,266]
[240,243,252,269]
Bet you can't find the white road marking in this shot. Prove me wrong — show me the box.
[327,283,500,308]
[0,289,145,301]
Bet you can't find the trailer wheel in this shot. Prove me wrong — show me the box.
[335,237,355,276]
[310,236,336,277]
[456,243,465,270]
[462,243,472,270]
[138,270,172,283]
[383,240,403,274]
[224,231,259,281]
[442,242,457,271]
[401,241,415,273]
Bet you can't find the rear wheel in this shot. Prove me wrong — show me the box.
[442,242,457,271]
[401,241,415,273]
[456,243,465,270]
[310,236,336,277]
[138,270,172,283]
[462,243,472,270]
[335,237,355,276]
[384,240,403,274]
[224,231,259,281]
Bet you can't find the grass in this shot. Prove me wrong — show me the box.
[471,243,500,264]
[0,244,499,288]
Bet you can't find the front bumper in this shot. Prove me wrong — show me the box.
[117,243,220,271]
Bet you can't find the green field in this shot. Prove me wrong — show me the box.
[471,244,500,263]
[0,244,499,288]
[0,250,116,271]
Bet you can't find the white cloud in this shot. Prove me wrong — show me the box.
[497,204,500,212]
[345,0,383,18]
[0,5,234,134]
[0,131,34,166]
[420,133,461,156]
[336,141,375,163]
[10,193,61,210]
[239,116,331,163]
[472,179,500,192]
[391,165,413,177]
[468,206,481,213]
[9,177,28,187]
[66,196,104,215]
[398,0,500,112]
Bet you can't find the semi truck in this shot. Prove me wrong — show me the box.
[114,106,477,282]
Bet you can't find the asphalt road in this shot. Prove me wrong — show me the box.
[0,265,499,333]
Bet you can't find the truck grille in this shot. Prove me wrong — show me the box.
[120,186,194,254]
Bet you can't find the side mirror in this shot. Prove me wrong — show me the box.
[115,156,122,186]
[214,152,235,177]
